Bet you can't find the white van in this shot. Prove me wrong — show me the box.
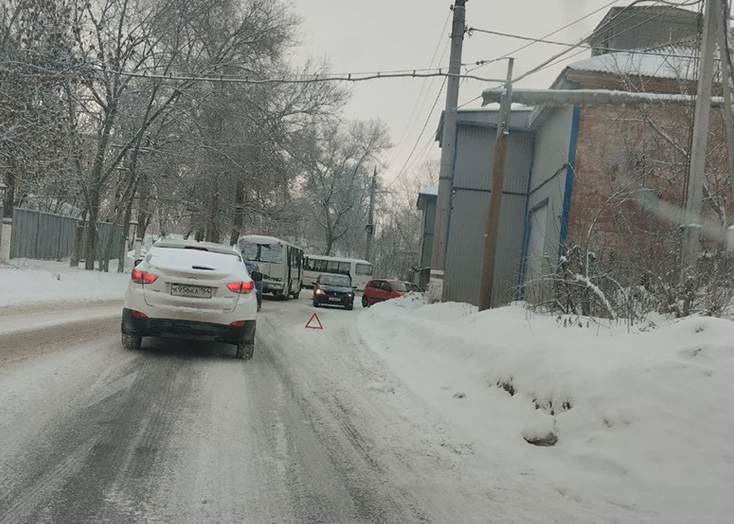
[303,255,373,292]
[238,235,304,299]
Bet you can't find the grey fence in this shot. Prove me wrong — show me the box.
[10,208,124,261]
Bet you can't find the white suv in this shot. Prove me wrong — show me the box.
[121,239,260,359]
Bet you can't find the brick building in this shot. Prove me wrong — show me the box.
[418,4,730,307]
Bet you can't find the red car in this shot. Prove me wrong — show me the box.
[361,280,422,308]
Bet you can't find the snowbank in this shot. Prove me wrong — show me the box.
[0,259,129,309]
[358,297,734,522]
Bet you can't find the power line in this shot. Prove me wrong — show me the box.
[81,66,504,85]
[467,27,712,61]
[472,0,701,87]
[508,0,701,88]
[387,91,492,190]
[386,11,452,170]
[467,0,623,73]
[386,78,448,189]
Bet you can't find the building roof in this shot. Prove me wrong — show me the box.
[587,5,700,51]
[420,184,438,197]
[567,46,702,81]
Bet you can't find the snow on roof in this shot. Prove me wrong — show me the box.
[567,46,705,81]
[420,184,438,197]
[239,234,288,246]
[153,238,238,256]
[305,254,371,264]
[456,105,535,113]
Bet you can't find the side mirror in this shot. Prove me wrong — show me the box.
[134,258,143,267]
[250,271,263,282]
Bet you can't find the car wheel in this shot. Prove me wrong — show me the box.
[292,286,301,299]
[236,342,254,360]
[122,332,142,351]
[346,303,354,311]
[362,296,369,308]
[313,300,320,308]
[281,283,291,301]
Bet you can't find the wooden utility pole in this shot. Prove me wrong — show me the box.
[478,58,514,310]
[680,0,718,279]
[428,0,468,303]
[365,167,377,261]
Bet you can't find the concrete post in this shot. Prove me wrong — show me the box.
[0,217,11,263]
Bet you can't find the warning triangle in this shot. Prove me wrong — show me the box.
[305,313,323,330]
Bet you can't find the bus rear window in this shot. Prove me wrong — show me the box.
[241,242,284,264]
[356,263,373,275]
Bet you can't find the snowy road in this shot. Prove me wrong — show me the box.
[0,298,502,524]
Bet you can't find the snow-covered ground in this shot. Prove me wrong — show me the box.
[358,296,734,523]
[0,259,128,309]
[2,259,732,522]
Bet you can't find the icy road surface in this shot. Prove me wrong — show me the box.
[0,297,517,524]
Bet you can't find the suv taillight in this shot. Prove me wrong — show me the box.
[227,281,255,294]
[131,268,157,284]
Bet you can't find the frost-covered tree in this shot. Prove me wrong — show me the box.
[298,119,390,255]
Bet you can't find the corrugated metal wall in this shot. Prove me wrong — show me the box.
[522,106,576,295]
[420,199,436,268]
[444,125,534,305]
[10,208,124,261]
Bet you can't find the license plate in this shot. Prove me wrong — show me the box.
[328,296,342,303]
[171,284,212,299]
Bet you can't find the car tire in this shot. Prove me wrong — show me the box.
[362,296,369,308]
[236,342,254,360]
[313,300,320,308]
[292,285,301,299]
[346,303,354,311]
[281,282,291,301]
[122,332,142,351]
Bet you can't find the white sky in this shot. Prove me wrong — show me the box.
[290,0,624,188]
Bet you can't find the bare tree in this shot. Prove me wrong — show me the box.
[299,119,390,255]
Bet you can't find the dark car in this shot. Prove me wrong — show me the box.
[312,273,355,310]
[245,261,264,311]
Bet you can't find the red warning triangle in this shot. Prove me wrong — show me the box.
[305,313,323,330]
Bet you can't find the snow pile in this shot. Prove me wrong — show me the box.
[358,298,734,522]
[521,410,558,447]
[0,259,129,308]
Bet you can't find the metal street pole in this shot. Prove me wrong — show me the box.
[428,0,468,303]
[365,167,377,261]
[680,0,718,279]
[478,58,514,311]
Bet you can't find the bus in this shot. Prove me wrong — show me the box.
[237,235,303,299]
[303,255,373,292]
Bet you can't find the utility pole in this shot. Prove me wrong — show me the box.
[714,0,734,208]
[365,167,377,261]
[428,0,468,303]
[680,0,718,280]
[478,58,514,311]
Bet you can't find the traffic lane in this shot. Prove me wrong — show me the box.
[0,312,119,367]
[258,295,503,524]
[0,321,421,523]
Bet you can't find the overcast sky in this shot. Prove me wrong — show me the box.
[289,0,629,188]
